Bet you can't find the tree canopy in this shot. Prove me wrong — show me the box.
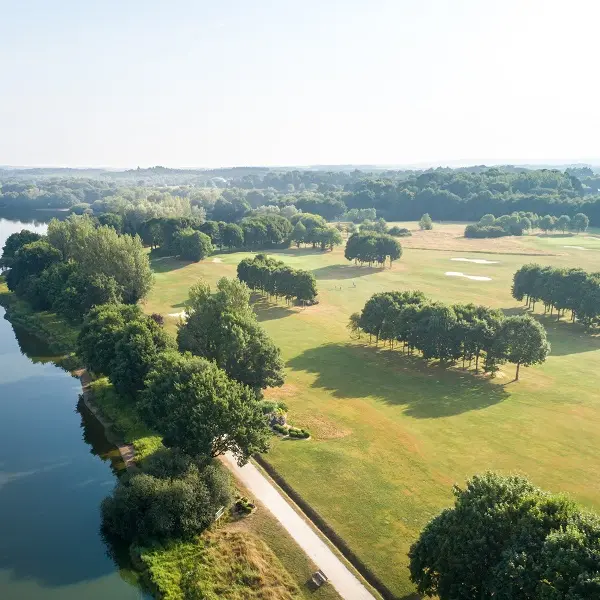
[177,278,285,392]
[139,351,270,464]
[409,472,600,600]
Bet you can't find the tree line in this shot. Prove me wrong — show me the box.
[6,165,600,227]
[409,472,600,600]
[512,264,600,327]
[1,216,152,321]
[344,232,402,268]
[237,254,318,305]
[350,290,550,379]
[465,211,589,238]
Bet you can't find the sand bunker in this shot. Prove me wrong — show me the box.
[168,311,186,318]
[451,257,499,264]
[212,258,223,263]
[563,245,586,250]
[445,271,492,281]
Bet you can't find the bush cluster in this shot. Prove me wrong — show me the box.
[388,226,412,237]
[101,448,233,544]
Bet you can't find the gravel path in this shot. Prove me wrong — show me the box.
[223,453,376,600]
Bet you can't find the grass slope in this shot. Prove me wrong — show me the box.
[144,224,600,596]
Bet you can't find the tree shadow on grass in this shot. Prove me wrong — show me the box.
[252,296,296,322]
[502,307,600,357]
[311,264,385,280]
[287,342,509,418]
[150,255,191,274]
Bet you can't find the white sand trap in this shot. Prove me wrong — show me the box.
[168,311,186,318]
[451,257,499,264]
[212,257,223,263]
[445,271,492,281]
[563,245,586,250]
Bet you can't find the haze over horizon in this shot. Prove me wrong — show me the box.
[1,0,598,168]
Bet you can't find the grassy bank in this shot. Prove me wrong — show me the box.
[144,224,600,596]
[0,278,80,368]
[0,280,341,599]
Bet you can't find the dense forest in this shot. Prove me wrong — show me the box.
[3,165,600,225]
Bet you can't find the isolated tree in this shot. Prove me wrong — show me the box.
[496,315,550,380]
[571,212,590,233]
[139,351,270,464]
[556,214,571,233]
[419,213,433,230]
[409,472,600,600]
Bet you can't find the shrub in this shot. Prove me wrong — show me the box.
[388,226,412,237]
[101,449,233,544]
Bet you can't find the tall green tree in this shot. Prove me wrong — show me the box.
[496,314,550,380]
[409,472,600,600]
[419,213,433,230]
[139,352,270,464]
[571,212,590,233]
[177,278,284,392]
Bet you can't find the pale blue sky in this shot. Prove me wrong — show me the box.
[1,0,598,168]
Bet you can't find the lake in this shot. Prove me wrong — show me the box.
[0,217,145,600]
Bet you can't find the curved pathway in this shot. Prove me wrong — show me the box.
[223,453,376,600]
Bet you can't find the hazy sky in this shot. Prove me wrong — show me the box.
[1,0,598,168]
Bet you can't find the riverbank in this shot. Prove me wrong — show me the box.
[0,282,342,600]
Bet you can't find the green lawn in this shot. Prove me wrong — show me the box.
[144,225,600,597]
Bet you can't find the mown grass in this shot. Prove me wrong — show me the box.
[144,224,600,596]
[0,279,333,599]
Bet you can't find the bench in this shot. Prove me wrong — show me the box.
[311,570,328,587]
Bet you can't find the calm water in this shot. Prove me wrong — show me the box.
[0,217,145,600]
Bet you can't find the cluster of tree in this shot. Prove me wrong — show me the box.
[344,232,402,268]
[538,212,589,233]
[78,301,272,463]
[513,264,600,327]
[177,278,285,394]
[2,216,153,321]
[237,254,318,304]
[359,218,389,234]
[409,472,600,600]
[7,166,600,226]
[465,211,589,238]
[350,291,550,379]
[101,448,232,544]
[343,208,377,223]
[289,213,343,250]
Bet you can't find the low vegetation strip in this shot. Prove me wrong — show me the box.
[254,454,395,600]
